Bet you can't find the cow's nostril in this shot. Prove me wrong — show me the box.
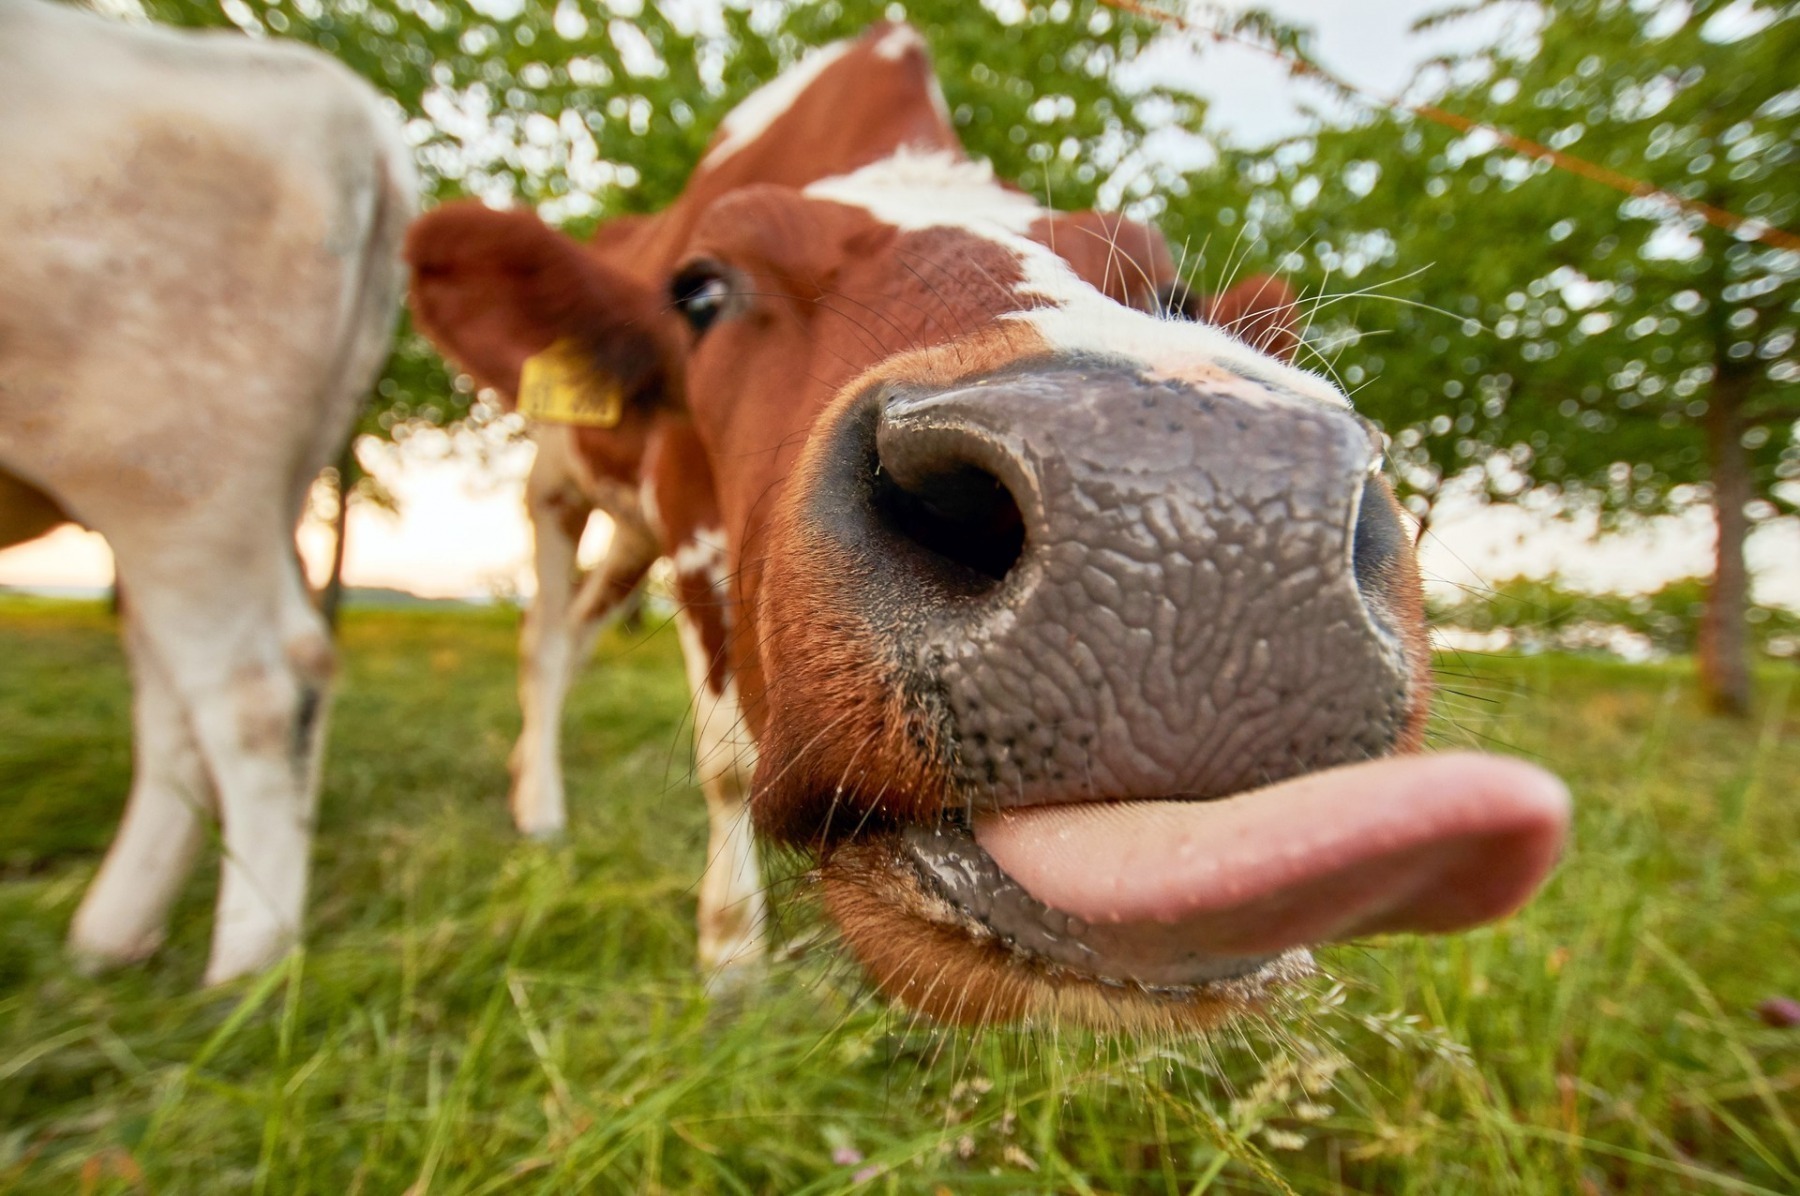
[873,460,1025,585]
[1352,476,1405,597]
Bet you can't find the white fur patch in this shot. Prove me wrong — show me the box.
[873,23,923,60]
[677,615,754,771]
[637,476,663,540]
[671,606,765,979]
[1017,254,1348,410]
[804,150,1349,410]
[703,39,855,167]
[669,526,728,591]
[804,150,1042,237]
[669,528,750,792]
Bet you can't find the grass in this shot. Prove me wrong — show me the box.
[0,594,1796,1194]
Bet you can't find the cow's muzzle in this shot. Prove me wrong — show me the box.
[836,360,1417,805]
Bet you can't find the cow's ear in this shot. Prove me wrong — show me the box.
[1165,274,1302,363]
[405,201,677,406]
[1032,211,1181,314]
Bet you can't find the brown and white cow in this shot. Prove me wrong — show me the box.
[410,24,1569,1027]
[0,0,415,983]
[412,23,972,980]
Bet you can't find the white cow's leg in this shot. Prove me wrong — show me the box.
[109,542,335,985]
[675,608,768,988]
[512,444,659,838]
[67,615,214,970]
[511,465,587,838]
[208,567,334,984]
[697,752,767,987]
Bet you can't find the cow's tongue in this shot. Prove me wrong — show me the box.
[972,753,1568,959]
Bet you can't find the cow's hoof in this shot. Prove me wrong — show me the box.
[68,945,148,978]
[67,928,163,976]
[510,789,568,841]
[202,936,297,988]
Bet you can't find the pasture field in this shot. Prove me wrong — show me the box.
[0,594,1795,1194]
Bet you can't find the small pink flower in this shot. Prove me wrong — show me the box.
[1760,997,1800,1028]
[832,1147,864,1166]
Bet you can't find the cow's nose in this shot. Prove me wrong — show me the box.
[832,363,1417,807]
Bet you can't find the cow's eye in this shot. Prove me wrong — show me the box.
[671,263,732,334]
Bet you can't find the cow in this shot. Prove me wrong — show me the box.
[0,0,416,984]
[408,23,1569,1028]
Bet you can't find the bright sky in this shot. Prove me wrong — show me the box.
[3,1,1795,607]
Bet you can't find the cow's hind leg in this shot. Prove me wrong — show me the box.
[107,539,335,985]
[67,614,215,971]
[206,565,334,985]
[675,607,768,990]
[512,453,657,837]
[696,750,767,991]
[510,467,589,838]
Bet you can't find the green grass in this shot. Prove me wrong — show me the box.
[0,595,1796,1194]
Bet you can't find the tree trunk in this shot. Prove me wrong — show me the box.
[320,445,354,631]
[1698,366,1752,715]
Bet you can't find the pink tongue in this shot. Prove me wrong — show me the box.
[974,753,1569,958]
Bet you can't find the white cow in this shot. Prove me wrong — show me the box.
[0,0,416,983]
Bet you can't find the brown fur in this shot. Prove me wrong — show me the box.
[1193,275,1303,361]
[0,468,67,550]
[750,323,1054,844]
[1029,211,1182,312]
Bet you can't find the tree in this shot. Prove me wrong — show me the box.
[1428,573,1800,659]
[1169,0,1798,712]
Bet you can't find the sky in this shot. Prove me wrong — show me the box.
[3,0,1795,607]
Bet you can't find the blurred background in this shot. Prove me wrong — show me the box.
[4,0,1794,711]
[4,3,1798,1192]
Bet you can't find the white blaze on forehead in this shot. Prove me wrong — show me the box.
[804,151,1348,410]
[1020,254,1349,411]
[703,39,854,167]
[804,150,1042,236]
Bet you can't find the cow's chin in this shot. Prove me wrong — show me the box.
[819,833,1312,1033]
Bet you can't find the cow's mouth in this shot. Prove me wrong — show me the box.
[900,819,1293,989]
[819,752,1568,1024]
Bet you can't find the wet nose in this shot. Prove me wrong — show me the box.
[820,362,1417,806]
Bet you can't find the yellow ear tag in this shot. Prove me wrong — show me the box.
[516,339,625,428]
